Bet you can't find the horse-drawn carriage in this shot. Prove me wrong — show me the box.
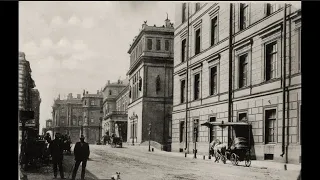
[202,121,252,167]
[109,134,123,148]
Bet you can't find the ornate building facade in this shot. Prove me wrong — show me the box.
[172,2,301,163]
[126,17,174,151]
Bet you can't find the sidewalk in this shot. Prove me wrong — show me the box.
[122,144,301,172]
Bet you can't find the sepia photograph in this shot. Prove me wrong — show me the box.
[18,1,301,180]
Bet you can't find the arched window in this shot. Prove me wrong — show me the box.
[72,115,77,125]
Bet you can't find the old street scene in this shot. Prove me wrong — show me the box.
[19,2,301,180]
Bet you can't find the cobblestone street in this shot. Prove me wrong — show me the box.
[83,145,300,180]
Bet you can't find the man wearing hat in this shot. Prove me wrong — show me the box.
[49,133,65,179]
[71,135,90,180]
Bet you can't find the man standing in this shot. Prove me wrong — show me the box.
[71,135,90,180]
[49,133,65,179]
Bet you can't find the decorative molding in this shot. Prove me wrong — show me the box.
[259,22,282,39]
[206,53,220,64]
[193,19,202,30]
[180,30,188,39]
[208,6,219,18]
[191,62,203,71]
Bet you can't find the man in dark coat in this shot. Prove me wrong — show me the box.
[71,135,90,180]
[49,133,65,179]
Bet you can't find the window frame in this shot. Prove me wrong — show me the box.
[193,73,200,100]
[264,108,277,144]
[182,3,187,23]
[181,38,187,63]
[210,16,218,46]
[156,39,161,51]
[296,26,301,73]
[180,79,186,103]
[238,53,249,88]
[265,41,278,81]
[195,3,201,12]
[194,28,202,55]
[147,38,152,51]
[239,3,250,31]
[165,39,170,51]
[209,116,217,143]
[179,120,185,143]
[209,65,218,96]
[238,111,248,122]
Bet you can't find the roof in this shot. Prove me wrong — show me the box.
[83,94,103,98]
[54,99,82,105]
[201,121,251,127]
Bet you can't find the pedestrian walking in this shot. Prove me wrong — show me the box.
[49,133,65,179]
[71,135,90,180]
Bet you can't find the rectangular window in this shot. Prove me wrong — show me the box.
[195,29,201,55]
[266,3,277,16]
[239,54,248,88]
[240,3,249,30]
[238,113,248,122]
[195,3,200,12]
[91,118,94,123]
[210,66,217,95]
[181,39,187,62]
[180,80,186,103]
[193,119,199,142]
[194,73,200,100]
[209,117,216,143]
[182,3,187,23]
[180,121,185,142]
[91,100,95,105]
[297,27,301,72]
[165,40,170,51]
[265,42,278,81]
[211,17,218,46]
[265,109,276,144]
[168,118,172,138]
[147,39,152,50]
[156,39,161,50]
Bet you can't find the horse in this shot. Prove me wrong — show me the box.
[210,139,228,163]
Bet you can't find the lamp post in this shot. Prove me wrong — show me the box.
[148,123,151,152]
[194,126,198,159]
[98,117,102,145]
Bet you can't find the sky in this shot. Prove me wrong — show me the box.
[19,1,176,132]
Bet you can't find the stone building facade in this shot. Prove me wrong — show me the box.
[172,2,301,164]
[31,89,41,134]
[126,17,174,151]
[19,52,37,142]
[102,79,128,141]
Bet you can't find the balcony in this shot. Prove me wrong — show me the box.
[104,111,127,119]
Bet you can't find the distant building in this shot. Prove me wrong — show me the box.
[126,17,174,151]
[101,79,128,141]
[172,2,301,164]
[82,90,104,144]
[42,119,53,135]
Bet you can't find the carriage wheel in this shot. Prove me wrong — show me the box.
[221,155,227,164]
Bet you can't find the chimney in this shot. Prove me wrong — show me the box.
[77,94,81,99]
[108,80,110,84]
[67,93,73,99]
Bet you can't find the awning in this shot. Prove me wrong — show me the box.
[201,121,251,128]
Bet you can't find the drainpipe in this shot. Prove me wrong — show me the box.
[185,2,190,154]
[280,4,287,162]
[228,3,233,141]
[163,63,167,151]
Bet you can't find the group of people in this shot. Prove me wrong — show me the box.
[46,133,90,180]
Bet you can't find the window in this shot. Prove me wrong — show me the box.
[156,39,161,50]
[78,116,83,126]
[240,3,249,30]
[181,39,187,62]
[210,66,217,95]
[297,27,301,72]
[194,73,200,100]
[165,40,170,51]
[180,80,186,103]
[266,3,277,16]
[211,17,218,46]
[193,119,199,142]
[91,118,94,123]
[182,3,187,23]
[265,42,278,81]
[239,54,248,88]
[147,39,152,50]
[180,121,185,142]
[84,100,87,105]
[91,100,95,105]
[168,118,172,137]
[72,116,77,125]
[238,113,247,122]
[209,117,216,143]
[265,109,276,143]
[195,29,201,55]
[195,3,200,12]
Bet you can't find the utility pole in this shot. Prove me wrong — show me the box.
[148,123,152,152]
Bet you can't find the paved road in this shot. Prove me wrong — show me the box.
[84,145,299,180]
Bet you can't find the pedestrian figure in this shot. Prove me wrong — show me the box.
[49,133,65,179]
[71,135,90,180]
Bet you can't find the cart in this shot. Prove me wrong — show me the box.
[201,120,252,167]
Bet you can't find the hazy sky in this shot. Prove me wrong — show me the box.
[19,1,175,132]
